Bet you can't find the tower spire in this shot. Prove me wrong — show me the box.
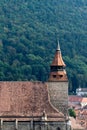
[48,41,68,81]
[51,41,65,67]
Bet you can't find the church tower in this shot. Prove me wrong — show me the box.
[47,41,68,115]
[48,41,68,82]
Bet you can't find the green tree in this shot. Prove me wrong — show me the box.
[68,108,76,118]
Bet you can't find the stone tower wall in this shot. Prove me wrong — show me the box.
[47,81,68,115]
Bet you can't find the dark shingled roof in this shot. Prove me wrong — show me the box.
[0,81,65,121]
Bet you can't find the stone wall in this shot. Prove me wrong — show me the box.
[47,81,68,115]
[0,120,70,130]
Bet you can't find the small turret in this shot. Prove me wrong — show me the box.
[48,41,68,81]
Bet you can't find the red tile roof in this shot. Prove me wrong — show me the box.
[69,96,87,105]
[0,81,65,121]
[81,98,87,103]
[51,50,66,66]
[70,117,85,130]
[69,95,82,102]
[81,110,87,116]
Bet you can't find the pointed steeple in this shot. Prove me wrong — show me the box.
[51,41,65,67]
[48,41,68,81]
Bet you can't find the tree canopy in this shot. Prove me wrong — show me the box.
[0,0,87,93]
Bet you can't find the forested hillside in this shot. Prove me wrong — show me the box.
[0,0,87,93]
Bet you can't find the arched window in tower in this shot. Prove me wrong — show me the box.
[57,127,61,130]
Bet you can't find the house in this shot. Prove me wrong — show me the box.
[69,117,85,130]
[69,95,82,107]
[69,95,87,108]
[83,105,87,109]
[69,95,87,129]
[77,108,87,129]
[81,98,87,107]
[76,88,87,96]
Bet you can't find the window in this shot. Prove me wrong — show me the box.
[53,75,56,78]
[57,127,61,130]
[60,75,63,78]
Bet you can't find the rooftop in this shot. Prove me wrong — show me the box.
[0,81,65,121]
[51,43,66,67]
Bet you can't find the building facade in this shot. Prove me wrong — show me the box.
[0,43,70,130]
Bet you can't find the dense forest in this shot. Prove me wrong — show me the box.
[0,0,87,93]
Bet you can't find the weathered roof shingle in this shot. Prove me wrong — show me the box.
[0,81,65,121]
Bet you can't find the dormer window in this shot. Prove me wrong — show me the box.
[60,75,63,78]
[53,75,56,78]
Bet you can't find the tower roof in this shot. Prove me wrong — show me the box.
[51,42,66,67]
[48,41,68,81]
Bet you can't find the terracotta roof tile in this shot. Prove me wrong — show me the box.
[81,98,87,103]
[81,110,87,115]
[51,50,66,66]
[0,81,65,121]
[70,117,85,130]
[69,96,82,102]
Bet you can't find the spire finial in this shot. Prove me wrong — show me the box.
[57,40,61,51]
